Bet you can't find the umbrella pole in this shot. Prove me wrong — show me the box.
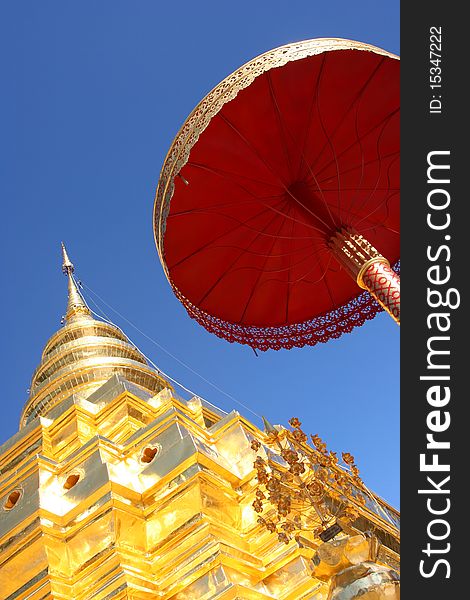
[329,229,400,324]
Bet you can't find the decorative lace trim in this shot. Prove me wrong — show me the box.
[170,262,400,351]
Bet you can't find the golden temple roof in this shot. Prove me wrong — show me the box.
[20,245,169,427]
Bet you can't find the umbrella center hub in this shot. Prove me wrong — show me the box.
[286,181,336,235]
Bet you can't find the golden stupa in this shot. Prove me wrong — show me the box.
[0,247,399,599]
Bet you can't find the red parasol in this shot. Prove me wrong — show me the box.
[154,39,400,350]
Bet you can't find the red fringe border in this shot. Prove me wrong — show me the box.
[170,262,400,351]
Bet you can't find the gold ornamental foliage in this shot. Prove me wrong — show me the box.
[252,418,365,544]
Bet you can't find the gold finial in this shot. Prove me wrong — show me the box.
[61,243,92,323]
[61,241,74,275]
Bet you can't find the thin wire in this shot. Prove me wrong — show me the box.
[76,277,263,421]
[83,293,195,396]
[83,292,249,417]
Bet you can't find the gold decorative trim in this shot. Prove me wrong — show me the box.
[329,229,400,324]
[329,228,385,279]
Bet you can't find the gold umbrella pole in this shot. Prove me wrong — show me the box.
[329,229,400,324]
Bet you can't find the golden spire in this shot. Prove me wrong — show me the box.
[61,242,92,323]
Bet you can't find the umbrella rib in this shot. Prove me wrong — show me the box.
[174,161,328,235]
[350,114,397,224]
[311,107,399,182]
[266,71,294,180]
[169,199,287,270]
[199,241,315,260]
[317,150,399,185]
[347,117,398,225]
[326,195,398,231]
[254,248,332,286]
[229,243,331,276]
[181,211,323,242]
[305,57,387,183]
[217,112,287,190]
[217,112,332,232]
[309,184,399,232]
[187,161,282,190]
[292,251,334,286]
[297,54,327,180]
[196,208,287,308]
[236,203,294,324]
[346,76,367,224]
[355,193,397,232]
[169,195,284,217]
[286,179,399,234]
[282,54,339,230]
[309,187,399,192]
[314,55,343,225]
[266,55,338,231]
[354,156,400,229]
[321,267,338,311]
[298,160,339,231]
[285,200,297,324]
[356,197,395,236]
[360,216,399,236]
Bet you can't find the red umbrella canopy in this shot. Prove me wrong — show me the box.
[154,39,399,350]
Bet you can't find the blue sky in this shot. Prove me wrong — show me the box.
[0,1,400,506]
